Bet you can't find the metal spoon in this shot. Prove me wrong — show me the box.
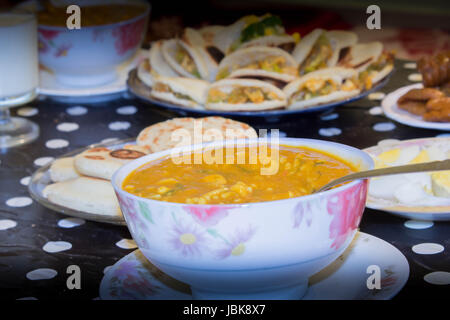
[316,159,450,193]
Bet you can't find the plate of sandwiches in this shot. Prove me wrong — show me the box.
[129,14,394,117]
[28,117,257,225]
[382,51,450,130]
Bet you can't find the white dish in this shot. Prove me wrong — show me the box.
[364,137,450,221]
[37,49,147,103]
[99,232,409,300]
[381,83,450,131]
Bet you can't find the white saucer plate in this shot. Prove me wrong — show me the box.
[37,49,148,103]
[99,232,409,300]
[381,83,450,131]
[364,137,450,221]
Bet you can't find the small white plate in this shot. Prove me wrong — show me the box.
[382,83,450,131]
[99,232,409,300]
[38,49,148,103]
[364,137,450,221]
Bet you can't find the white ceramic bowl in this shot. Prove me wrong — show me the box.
[112,138,374,299]
[37,1,149,87]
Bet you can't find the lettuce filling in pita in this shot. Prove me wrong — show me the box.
[175,44,201,78]
[208,86,282,104]
[299,34,333,74]
[217,55,297,80]
[229,15,285,52]
[289,78,358,104]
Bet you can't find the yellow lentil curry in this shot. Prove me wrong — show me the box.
[122,145,356,204]
[37,3,147,27]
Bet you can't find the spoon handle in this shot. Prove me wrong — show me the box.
[317,159,450,193]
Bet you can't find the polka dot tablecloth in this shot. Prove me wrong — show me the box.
[0,59,449,300]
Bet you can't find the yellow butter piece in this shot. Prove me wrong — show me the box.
[410,150,430,164]
[377,149,400,165]
[431,171,450,198]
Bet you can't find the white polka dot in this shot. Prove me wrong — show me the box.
[412,243,444,255]
[403,62,417,69]
[265,130,287,138]
[319,127,342,137]
[92,296,101,300]
[56,122,79,132]
[377,139,400,147]
[103,265,113,274]
[66,106,87,116]
[424,272,450,285]
[369,106,383,115]
[46,139,69,149]
[58,217,85,228]
[368,92,386,101]
[17,107,38,117]
[115,239,137,249]
[20,176,31,186]
[436,133,450,138]
[26,268,57,280]
[116,105,137,115]
[0,219,17,230]
[373,122,396,132]
[109,121,130,131]
[320,113,339,121]
[101,137,120,144]
[6,197,32,207]
[34,157,54,167]
[43,241,72,253]
[408,73,423,82]
[404,220,434,230]
[16,297,38,300]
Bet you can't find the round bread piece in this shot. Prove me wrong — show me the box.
[74,147,147,180]
[49,157,81,182]
[43,176,121,217]
[136,117,258,153]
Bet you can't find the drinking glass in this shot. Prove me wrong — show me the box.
[0,13,39,148]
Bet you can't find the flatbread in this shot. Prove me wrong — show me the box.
[74,147,147,180]
[49,157,80,182]
[136,117,258,153]
[43,177,121,217]
[205,78,287,111]
[326,30,358,66]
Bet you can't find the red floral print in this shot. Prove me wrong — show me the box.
[112,17,146,56]
[327,182,367,250]
[39,29,60,40]
[183,205,232,227]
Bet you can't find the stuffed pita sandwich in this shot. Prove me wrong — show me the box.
[137,40,179,88]
[215,46,298,83]
[292,29,357,75]
[206,78,287,111]
[151,76,209,109]
[213,14,296,54]
[283,67,360,110]
[338,41,394,90]
[162,38,209,80]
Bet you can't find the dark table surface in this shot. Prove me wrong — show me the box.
[1,59,449,300]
